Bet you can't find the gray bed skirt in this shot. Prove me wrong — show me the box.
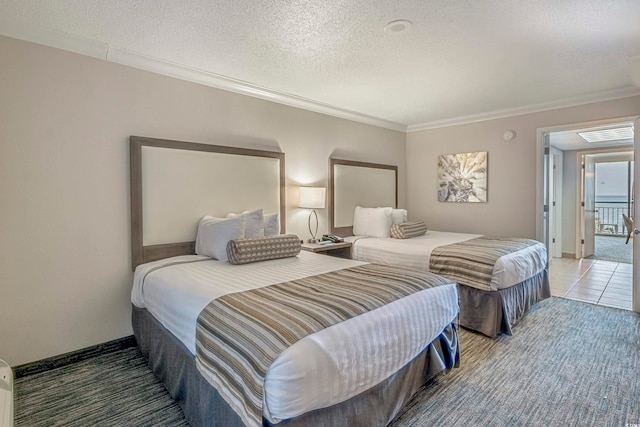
[458,269,550,338]
[132,305,459,427]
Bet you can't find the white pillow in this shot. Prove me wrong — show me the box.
[353,206,393,238]
[391,209,408,225]
[195,215,246,261]
[264,213,280,236]
[226,208,265,238]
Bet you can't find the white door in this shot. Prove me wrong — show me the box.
[550,148,563,258]
[633,117,639,313]
[582,155,596,258]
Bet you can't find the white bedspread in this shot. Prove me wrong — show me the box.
[346,231,547,290]
[131,251,459,423]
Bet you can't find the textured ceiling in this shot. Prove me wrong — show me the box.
[2,0,640,129]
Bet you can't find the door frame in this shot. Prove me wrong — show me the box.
[574,150,633,258]
[535,116,638,248]
[536,115,639,315]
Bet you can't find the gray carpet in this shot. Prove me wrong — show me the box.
[14,346,189,426]
[14,297,640,426]
[590,235,633,264]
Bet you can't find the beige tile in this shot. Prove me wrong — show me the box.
[602,287,632,298]
[611,272,633,282]
[550,288,567,297]
[565,288,602,300]
[592,260,619,269]
[573,279,608,289]
[581,272,613,280]
[598,297,633,310]
[564,295,598,305]
[607,278,632,289]
[550,258,633,312]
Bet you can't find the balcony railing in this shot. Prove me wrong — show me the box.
[594,202,632,236]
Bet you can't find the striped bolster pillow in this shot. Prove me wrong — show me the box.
[390,220,427,239]
[227,234,301,265]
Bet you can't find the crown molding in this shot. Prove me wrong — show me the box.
[0,15,109,60]
[0,16,406,132]
[106,47,407,132]
[3,15,638,135]
[407,86,640,133]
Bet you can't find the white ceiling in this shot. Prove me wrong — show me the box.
[2,0,640,131]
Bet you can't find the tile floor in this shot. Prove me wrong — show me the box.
[549,257,633,310]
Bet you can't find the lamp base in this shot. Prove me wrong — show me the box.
[307,238,318,244]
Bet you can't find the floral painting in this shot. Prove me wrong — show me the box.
[437,151,487,202]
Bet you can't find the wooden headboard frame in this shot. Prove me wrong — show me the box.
[130,136,286,269]
[329,158,398,236]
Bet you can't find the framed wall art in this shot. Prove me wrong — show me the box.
[437,151,487,203]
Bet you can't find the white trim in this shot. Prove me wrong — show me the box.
[0,15,109,60]
[106,47,406,131]
[408,88,640,133]
[1,16,638,134]
[0,18,406,132]
[536,116,640,263]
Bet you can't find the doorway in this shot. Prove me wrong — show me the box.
[583,154,634,263]
[537,118,636,311]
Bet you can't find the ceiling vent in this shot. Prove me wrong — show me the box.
[577,126,634,143]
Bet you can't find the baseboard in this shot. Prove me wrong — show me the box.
[561,253,576,259]
[13,336,137,379]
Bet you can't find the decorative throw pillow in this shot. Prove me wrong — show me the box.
[264,212,280,236]
[195,215,246,261]
[353,206,393,238]
[390,220,428,239]
[226,208,265,238]
[391,209,408,225]
[226,234,301,265]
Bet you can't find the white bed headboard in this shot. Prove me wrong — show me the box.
[131,136,285,269]
[329,158,398,236]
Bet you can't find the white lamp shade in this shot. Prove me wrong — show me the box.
[298,187,326,209]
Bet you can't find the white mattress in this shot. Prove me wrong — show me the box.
[346,230,547,290]
[131,251,459,423]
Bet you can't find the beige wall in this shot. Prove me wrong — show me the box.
[0,36,406,366]
[406,96,640,239]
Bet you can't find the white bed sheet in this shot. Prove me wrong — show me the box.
[346,230,547,291]
[131,250,459,423]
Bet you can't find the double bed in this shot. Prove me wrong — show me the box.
[329,158,550,338]
[130,137,461,426]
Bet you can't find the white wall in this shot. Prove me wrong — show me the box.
[406,97,640,239]
[0,36,406,366]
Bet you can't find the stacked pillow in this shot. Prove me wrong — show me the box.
[352,206,426,239]
[352,206,408,238]
[195,208,281,262]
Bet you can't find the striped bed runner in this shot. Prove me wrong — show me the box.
[429,236,539,291]
[195,263,452,426]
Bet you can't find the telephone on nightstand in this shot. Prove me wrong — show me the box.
[321,234,344,243]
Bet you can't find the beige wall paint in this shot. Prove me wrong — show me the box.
[406,96,640,239]
[0,36,406,366]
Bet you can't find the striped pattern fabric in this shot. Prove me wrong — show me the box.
[226,234,301,265]
[430,236,539,291]
[195,264,452,426]
[391,220,428,239]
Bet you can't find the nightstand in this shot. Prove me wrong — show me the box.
[300,241,352,259]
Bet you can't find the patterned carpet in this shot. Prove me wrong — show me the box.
[590,235,633,264]
[14,297,640,426]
